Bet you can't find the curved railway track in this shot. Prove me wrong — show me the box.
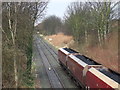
[34,35,79,88]
[39,37,59,62]
[35,36,65,88]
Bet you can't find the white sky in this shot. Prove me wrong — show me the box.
[45,0,118,19]
[35,0,86,25]
[46,0,78,19]
[35,0,119,25]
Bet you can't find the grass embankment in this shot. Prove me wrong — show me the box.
[43,32,119,74]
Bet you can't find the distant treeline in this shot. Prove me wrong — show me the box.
[2,2,48,88]
[36,1,119,47]
[36,15,62,35]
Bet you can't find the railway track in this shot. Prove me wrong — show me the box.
[35,36,64,88]
[34,35,78,88]
[39,37,59,62]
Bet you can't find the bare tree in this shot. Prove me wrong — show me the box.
[64,1,119,47]
[2,1,48,88]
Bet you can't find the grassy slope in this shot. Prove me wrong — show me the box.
[43,32,119,74]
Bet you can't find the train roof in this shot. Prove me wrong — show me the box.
[98,68,120,84]
[74,55,101,65]
[59,48,78,54]
[69,54,88,67]
[63,48,78,53]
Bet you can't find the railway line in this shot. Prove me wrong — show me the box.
[34,35,78,88]
[35,36,64,88]
[39,37,60,64]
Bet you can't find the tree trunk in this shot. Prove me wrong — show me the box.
[14,3,18,88]
[85,29,88,45]
[8,3,18,88]
[98,29,101,46]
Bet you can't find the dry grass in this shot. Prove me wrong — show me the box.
[45,32,73,48]
[44,32,119,74]
[85,32,119,73]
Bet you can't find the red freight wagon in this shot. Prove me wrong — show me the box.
[67,54,102,88]
[58,48,120,89]
[67,54,88,87]
[86,67,119,89]
[58,48,78,68]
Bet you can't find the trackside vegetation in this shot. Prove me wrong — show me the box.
[2,2,48,88]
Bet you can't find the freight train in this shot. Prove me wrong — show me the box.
[58,48,120,89]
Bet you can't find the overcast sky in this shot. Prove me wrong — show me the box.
[35,0,118,26]
[35,0,84,25]
[46,0,78,19]
[44,0,117,19]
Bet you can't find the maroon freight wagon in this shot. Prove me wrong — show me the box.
[58,48,78,68]
[86,67,119,89]
[67,54,102,88]
[58,48,120,89]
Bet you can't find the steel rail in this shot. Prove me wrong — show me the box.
[35,36,65,88]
